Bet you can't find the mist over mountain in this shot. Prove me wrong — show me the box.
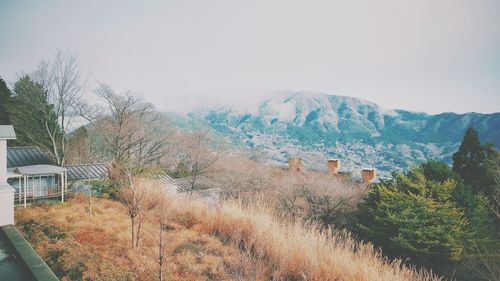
[169,92,500,175]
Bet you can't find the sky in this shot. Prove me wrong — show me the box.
[1,0,499,114]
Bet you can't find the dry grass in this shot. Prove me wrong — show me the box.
[15,196,237,281]
[210,155,369,229]
[181,197,439,281]
[15,189,439,281]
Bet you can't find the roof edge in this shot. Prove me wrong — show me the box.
[0,225,59,281]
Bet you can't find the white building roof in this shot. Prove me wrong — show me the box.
[0,125,16,140]
[12,165,67,176]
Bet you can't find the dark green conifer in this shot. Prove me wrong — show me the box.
[0,76,13,125]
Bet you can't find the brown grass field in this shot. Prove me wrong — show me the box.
[15,191,439,281]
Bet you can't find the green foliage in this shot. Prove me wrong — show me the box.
[91,180,120,200]
[170,160,192,178]
[19,219,67,242]
[422,160,460,183]
[357,129,500,280]
[357,164,469,272]
[0,76,13,125]
[453,127,495,195]
[8,75,61,151]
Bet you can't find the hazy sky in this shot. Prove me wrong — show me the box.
[1,0,499,114]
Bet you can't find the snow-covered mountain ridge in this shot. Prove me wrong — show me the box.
[169,92,500,174]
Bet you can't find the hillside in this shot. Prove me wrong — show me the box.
[15,194,438,281]
[170,92,500,174]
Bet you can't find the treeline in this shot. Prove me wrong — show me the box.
[199,128,500,280]
[0,51,170,168]
[0,51,87,165]
[0,51,220,184]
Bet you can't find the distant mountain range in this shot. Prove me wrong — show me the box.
[167,92,500,175]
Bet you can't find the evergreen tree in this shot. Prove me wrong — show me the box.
[8,75,61,154]
[0,76,13,125]
[453,128,495,196]
[357,163,468,274]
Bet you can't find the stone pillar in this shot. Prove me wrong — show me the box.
[327,159,340,174]
[288,157,304,172]
[361,168,377,186]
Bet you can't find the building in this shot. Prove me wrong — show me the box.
[0,125,59,281]
[0,126,16,225]
[158,174,221,204]
[6,147,68,207]
[6,146,110,206]
[65,163,109,193]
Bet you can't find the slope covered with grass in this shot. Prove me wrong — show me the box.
[15,193,438,281]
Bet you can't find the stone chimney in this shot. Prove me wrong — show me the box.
[361,168,377,186]
[0,125,16,226]
[288,157,304,172]
[327,159,340,174]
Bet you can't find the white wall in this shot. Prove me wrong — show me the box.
[0,183,14,226]
[0,139,15,226]
[0,140,6,183]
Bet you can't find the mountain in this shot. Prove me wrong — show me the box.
[170,92,500,175]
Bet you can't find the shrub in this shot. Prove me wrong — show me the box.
[91,180,120,199]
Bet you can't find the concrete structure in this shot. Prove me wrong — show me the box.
[0,126,16,226]
[327,159,340,174]
[288,157,304,172]
[361,168,377,185]
[0,126,59,280]
[0,225,59,281]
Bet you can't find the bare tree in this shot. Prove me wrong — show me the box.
[149,188,175,281]
[88,84,170,168]
[156,201,168,281]
[207,154,269,199]
[174,130,223,191]
[120,176,159,248]
[32,50,88,165]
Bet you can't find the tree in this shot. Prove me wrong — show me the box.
[120,176,158,248]
[149,189,175,281]
[66,126,93,164]
[486,153,500,221]
[66,125,103,219]
[87,84,170,169]
[0,76,13,125]
[173,130,223,191]
[8,75,60,151]
[357,163,469,273]
[453,128,495,195]
[449,131,500,280]
[30,50,88,165]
